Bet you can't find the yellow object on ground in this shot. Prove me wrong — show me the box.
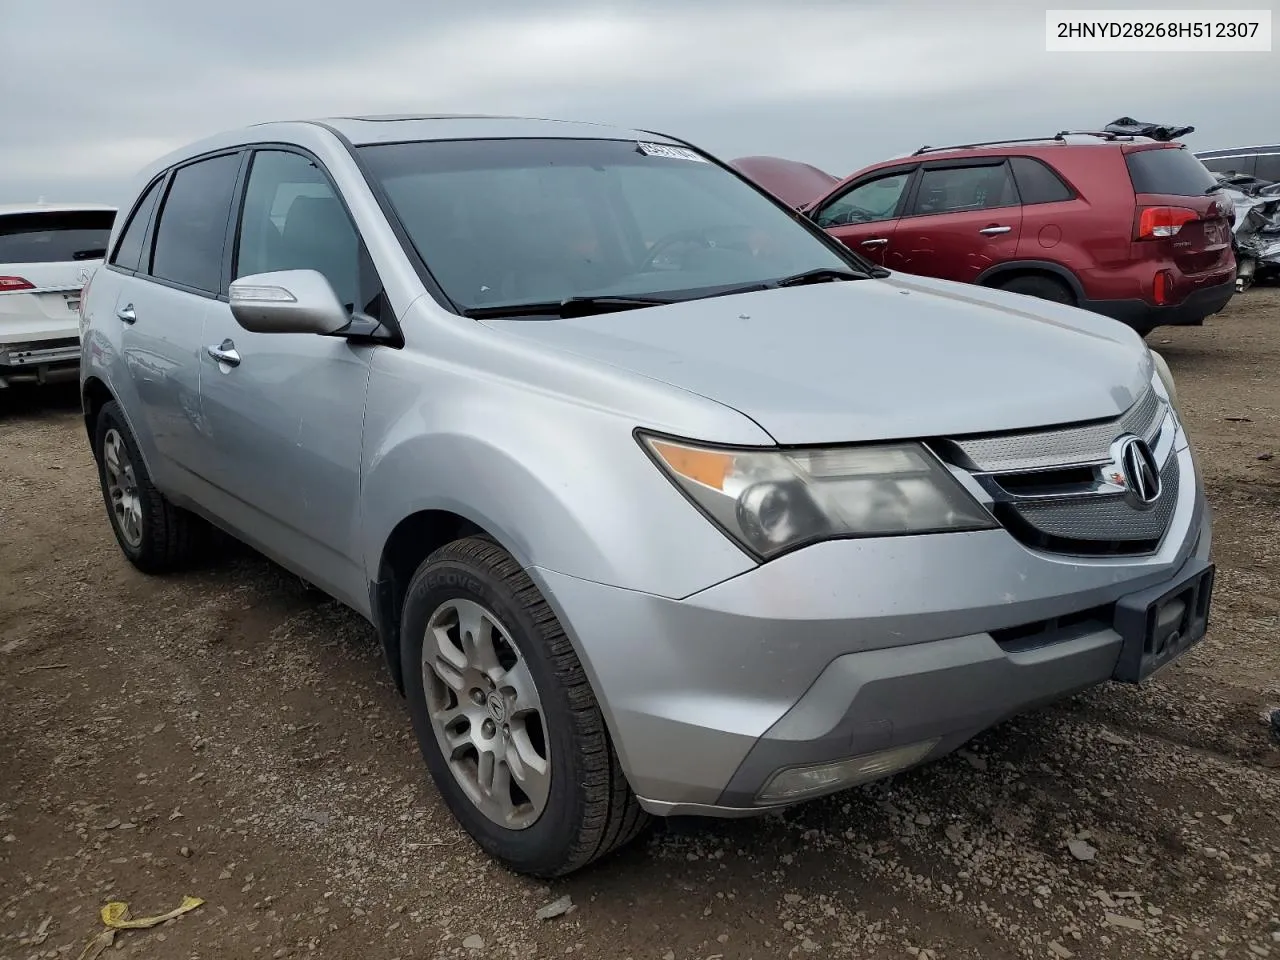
[76,896,204,960]
[101,895,204,929]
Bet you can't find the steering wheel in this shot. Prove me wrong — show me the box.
[827,205,878,227]
[640,226,750,272]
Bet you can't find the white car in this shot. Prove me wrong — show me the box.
[1,203,115,388]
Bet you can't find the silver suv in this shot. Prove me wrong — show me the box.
[80,115,1213,877]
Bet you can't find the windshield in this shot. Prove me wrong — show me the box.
[358,137,859,313]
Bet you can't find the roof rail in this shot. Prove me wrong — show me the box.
[910,130,1135,156]
[1054,130,1136,141]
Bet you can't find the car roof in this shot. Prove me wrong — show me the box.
[799,135,1183,209]
[133,114,688,191]
[883,134,1172,164]
[0,202,116,216]
[309,114,669,147]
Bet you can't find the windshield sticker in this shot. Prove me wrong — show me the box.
[636,141,708,162]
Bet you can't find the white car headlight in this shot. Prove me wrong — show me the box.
[641,434,997,558]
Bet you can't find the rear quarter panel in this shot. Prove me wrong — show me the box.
[80,268,147,454]
[1016,148,1142,300]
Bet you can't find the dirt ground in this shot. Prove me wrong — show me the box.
[2,291,1278,960]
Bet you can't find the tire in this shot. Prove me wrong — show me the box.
[93,400,203,574]
[401,536,648,876]
[997,274,1076,306]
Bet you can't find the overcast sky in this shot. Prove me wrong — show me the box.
[2,0,1276,206]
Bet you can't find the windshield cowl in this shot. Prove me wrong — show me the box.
[460,266,886,320]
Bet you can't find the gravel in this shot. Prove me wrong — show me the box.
[2,289,1279,959]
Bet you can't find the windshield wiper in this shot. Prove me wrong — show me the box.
[774,266,877,287]
[463,294,674,320]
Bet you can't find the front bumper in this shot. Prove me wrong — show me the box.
[532,444,1209,815]
[1083,277,1236,334]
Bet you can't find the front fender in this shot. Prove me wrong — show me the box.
[359,345,761,602]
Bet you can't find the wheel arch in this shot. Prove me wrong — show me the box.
[975,260,1085,302]
[362,432,624,698]
[81,375,116,453]
[360,421,755,701]
[370,506,499,695]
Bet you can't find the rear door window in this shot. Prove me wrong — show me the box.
[150,152,241,293]
[0,210,115,264]
[1009,157,1073,204]
[110,179,163,273]
[910,162,1018,216]
[1125,147,1217,196]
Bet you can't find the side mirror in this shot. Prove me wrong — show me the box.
[228,269,350,335]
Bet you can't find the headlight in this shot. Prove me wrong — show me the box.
[640,434,997,558]
[1149,348,1178,410]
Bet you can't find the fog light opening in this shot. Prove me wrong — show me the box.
[756,739,940,804]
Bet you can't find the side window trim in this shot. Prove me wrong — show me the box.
[108,175,166,273]
[136,174,169,276]
[815,165,918,226]
[230,143,397,334]
[143,148,245,300]
[219,151,254,301]
[903,158,1019,218]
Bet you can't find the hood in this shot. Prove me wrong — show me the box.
[484,274,1153,446]
[731,156,840,209]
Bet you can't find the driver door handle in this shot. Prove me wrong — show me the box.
[979,225,1012,236]
[117,304,136,324]
[860,238,889,247]
[207,339,241,367]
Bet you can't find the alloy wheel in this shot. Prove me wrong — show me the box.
[102,428,143,548]
[422,598,552,829]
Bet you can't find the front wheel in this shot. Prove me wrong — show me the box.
[401,537,648,876]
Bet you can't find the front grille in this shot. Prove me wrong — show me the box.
[949,388,1165,473]
[938,386,1182,557]
[996,454,1180,556]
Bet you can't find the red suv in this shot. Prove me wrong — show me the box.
[793,134,1236,334]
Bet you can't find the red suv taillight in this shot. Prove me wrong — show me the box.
[1136,206,1198,239]
[0,276,35,292]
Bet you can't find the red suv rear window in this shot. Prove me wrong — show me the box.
[1124,148,1218,197]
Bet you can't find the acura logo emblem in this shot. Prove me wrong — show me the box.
[486,691,507,723]
[1108,435,1162,509]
